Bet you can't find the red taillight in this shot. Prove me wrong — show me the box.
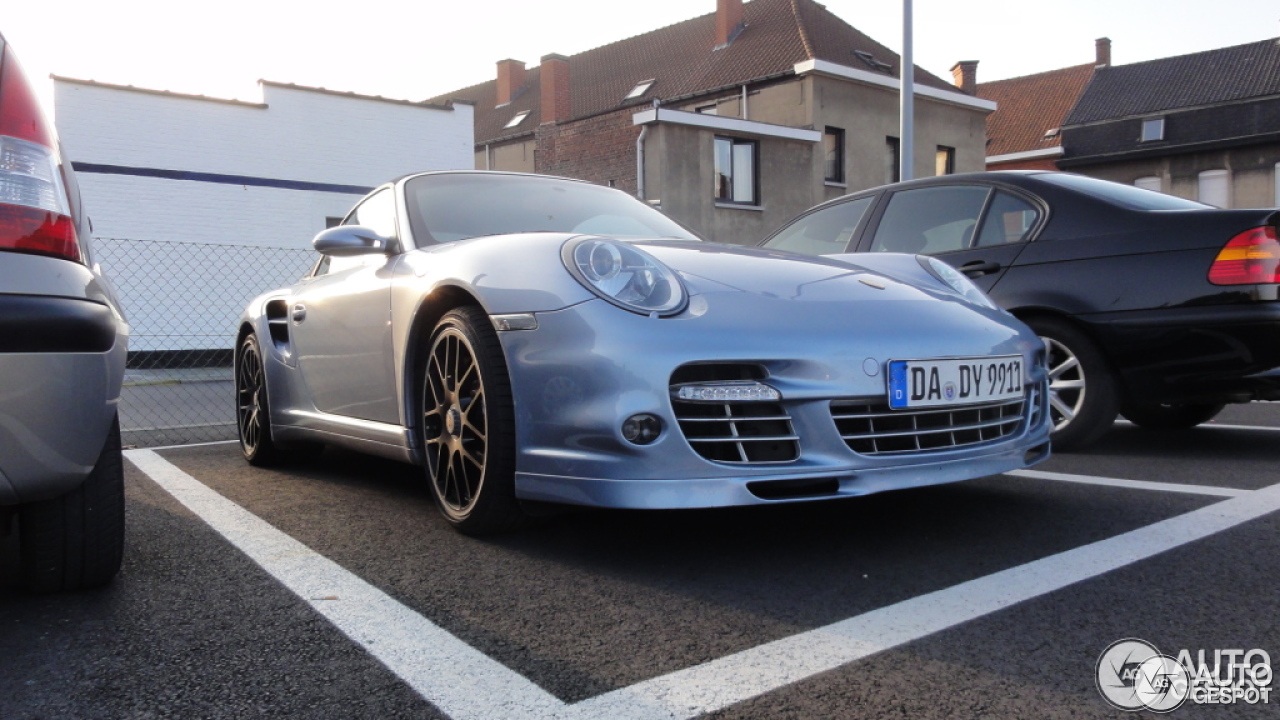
[0,44,53,146]
[1208,226,1280,285]
[0,204,80,262]
[0,41,82,262]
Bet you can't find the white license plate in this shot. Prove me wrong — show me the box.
[887,356,1023,409]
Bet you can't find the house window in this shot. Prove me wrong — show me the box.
[823,127,845,184]
[1141,118,1165,142]
[625,79,655,101]
[1198,169,1230,208]
[325,216,343,229]
[885,137,901,184]
[696,103,718,115]
[714,136,758,205]
[504,111,529,129]
[1134,176,1162,192]
[935,145,956,176]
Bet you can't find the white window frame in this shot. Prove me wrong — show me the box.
[1141,118,1165,142]
[1134,176,1162,193]
[625,79,655,101]
[1198,169,1230,208]
[503,111,529,129]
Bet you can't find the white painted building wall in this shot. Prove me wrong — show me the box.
[55,79,474,247]
[52,80,474,353]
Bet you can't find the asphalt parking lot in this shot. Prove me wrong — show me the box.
[3,405,1278,719]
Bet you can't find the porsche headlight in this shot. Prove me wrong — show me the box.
[563,237,687,316]
[918,256,997,309]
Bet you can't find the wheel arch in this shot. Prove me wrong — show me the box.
[401,284,489,457]
[1010,307,1115,363]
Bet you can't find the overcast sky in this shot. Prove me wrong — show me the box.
[5,0,1279,116]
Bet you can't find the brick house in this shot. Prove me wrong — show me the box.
[1058,37,1280,208]
[969,40,1105,171]
[430,0,994,244]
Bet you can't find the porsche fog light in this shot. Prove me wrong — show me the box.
[563,237,687,316]
[675,381,781,403]
[622,413,663,445]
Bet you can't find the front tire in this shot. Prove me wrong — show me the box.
[421,307,523,535]
[1121,401,1226,430]
[1028,316,1119,452]
[19,415,125,592]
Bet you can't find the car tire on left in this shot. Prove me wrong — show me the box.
[18,415,124,593]
[236,332,322,466]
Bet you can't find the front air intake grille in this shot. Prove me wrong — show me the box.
[673,401,799,464]
[832,392,1028,456]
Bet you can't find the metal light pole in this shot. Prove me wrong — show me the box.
[899,0,914,182]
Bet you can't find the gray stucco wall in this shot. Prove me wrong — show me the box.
[1073,143,1280,209]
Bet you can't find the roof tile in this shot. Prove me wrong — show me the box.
[431,0,953,145]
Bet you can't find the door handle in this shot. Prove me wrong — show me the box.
[959,260,1001,278]
[292,303,306,322]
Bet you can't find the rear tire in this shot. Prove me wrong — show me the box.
[1027,316,1119,452]
[19,416,125,593]
[236,332,322,466]
[421,307,523,535]
[1121,401,1226,430]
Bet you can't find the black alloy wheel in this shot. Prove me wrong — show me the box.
[422,307,522,534]
[236,333,323,466]
[236,333,277,464]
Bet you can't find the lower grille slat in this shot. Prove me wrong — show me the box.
[673,401,799,464]
[833,387,1038,456]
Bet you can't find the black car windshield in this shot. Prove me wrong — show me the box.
[1038,173,1209,211]
[404,173,700,245]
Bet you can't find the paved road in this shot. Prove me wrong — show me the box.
[3,407,1278,719]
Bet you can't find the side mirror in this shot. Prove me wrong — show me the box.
[313,225,394,257]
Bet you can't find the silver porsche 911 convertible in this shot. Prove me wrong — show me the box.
[236,171,1051,534]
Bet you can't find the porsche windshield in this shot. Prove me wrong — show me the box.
[404,173,701,245]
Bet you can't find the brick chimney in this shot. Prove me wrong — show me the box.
[496,59,526,106]
[540,54,570,124]
[950,60,978,94]
[1096,37,1111,67]
[716,0,744,48]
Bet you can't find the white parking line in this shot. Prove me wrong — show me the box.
[124,450,568,720]
[1006,469,1249,497]
[1115,418,1280,433]
[126,450,1280,720]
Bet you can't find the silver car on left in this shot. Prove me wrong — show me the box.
[0,33,129,592]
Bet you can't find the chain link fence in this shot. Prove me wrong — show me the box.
[94,238,316,448]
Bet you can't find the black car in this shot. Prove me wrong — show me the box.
[761,171,1280,450]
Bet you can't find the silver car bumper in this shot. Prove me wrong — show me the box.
[499,297,1052,509]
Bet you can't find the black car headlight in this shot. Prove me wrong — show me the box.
[562,237,687,316]
[917,256,997,309]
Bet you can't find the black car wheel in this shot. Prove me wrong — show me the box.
[1121,401,1226,430]
[236,332,321,466]
[422,307,523,535]
[19,415,124,592]
[1028,316,1119,452]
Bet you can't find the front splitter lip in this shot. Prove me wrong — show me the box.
[514,434,1050,509]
